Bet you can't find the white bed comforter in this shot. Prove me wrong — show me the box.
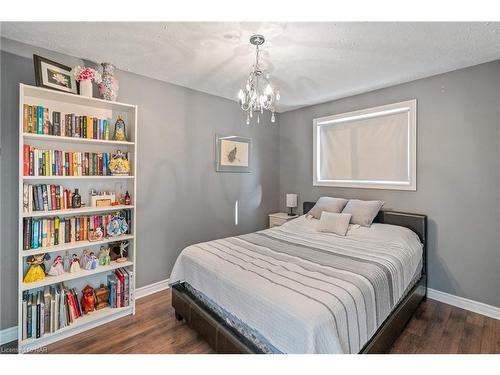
[170,216,423,353]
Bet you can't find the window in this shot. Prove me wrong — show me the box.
[313,100,416,190]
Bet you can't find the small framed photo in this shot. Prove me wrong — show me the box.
[33,54,78,94]
[215,135,252,173]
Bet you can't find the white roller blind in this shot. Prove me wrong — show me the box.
[313,100,416,190]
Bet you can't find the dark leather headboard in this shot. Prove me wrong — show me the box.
[302,201,427,254]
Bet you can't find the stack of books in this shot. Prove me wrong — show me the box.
[107,268,134,309]
[23,183,78,213]
[21,284,80,340]
[23,210,132,250]
[23,104,111,140]
[23,145,115,177]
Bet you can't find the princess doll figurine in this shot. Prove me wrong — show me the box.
[80,250,90,268]
[69,254,81,273]
[63,251,71,272]
[48,255,65,276]
[23,253,49,283]
[85,252,99,270]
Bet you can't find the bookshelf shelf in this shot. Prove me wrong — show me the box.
[18,83,138,352]
[21,260,134,291]
[20,234,135,258]
[24,133,135,146]
[23,175,134,181]
[23,204,134,218]
[19,305,133,351]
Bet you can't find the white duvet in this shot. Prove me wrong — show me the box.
[170,215,423,353]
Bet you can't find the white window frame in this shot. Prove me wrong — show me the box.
[313,99,417,190]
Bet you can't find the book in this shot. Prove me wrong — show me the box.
[37,106,43,134]
[22,293,28,340]
[23,104,29,133]
[23,144,30,176]
[52,111,61,136]
[36,293,41,338]
[30,294,35,339]
[44,286,51,334]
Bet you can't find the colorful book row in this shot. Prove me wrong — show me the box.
[23,145,120,177]
[23,210,132,250]
[23,104,111,140]
[108,268,134,309]
[23,183,78,213]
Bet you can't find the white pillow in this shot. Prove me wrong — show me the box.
[317,212,352,236]
[308,197,348,219]
[342,199,384,227]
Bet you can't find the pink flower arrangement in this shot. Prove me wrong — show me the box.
[72,66,102,83]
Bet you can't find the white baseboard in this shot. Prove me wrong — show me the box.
[135,278,170,299]
[0,326,18,346]
[0,278,171,346]
[427,288,500,320]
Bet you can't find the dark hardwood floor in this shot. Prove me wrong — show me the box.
[4,289,499,354]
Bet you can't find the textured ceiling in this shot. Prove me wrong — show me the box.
[1,22,500,112]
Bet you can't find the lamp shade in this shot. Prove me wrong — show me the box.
[286,193,298,208]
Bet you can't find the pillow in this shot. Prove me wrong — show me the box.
[317,212,352,236]
[308,197,348,219]
[342,199,384,227]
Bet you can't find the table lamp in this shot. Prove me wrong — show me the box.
[286,193,298,216]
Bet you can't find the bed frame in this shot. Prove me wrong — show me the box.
[172,202,427,353]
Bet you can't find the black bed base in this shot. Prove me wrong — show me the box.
[172,276,426,354]
[172,203,427,354]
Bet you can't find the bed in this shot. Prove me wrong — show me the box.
[170,202,427,354]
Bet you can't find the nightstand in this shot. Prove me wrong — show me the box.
[268,212,298,228]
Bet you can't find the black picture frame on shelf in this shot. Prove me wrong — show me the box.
[33,54,78,94]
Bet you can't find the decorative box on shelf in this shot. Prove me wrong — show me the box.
[91,193,116,207]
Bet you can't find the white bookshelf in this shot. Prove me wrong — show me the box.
[18,84,138,352]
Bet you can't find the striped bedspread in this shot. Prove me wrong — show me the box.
[170,216,423,353]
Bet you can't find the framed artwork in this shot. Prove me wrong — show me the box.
[33,54,78,94]
[215,135,252,173]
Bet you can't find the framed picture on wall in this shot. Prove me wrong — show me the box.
[33,54,78,94]
[215,135,252,173]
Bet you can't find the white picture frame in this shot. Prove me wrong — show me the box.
[215,135,252,173]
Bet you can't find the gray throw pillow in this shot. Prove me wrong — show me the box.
[308,197,348,219]
[342,199,384,227]
[317,212,352,236]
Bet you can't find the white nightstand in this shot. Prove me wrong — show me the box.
[268,212,298,228]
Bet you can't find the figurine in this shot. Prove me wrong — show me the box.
[109,150,130,176]
[69,254,81,273]
[81,285,96,314]
[113,116,127,141]
[80,250,90,268]
[63,251,71,272]
[95,284,110,310]
[84,252,99,270]
[110,241,125,261]
[107,213,128,237]
[23,253,49,283]
[98,246,111,266]
[48,255,65,276]
[116,241,129,263]
[89,226,104,242]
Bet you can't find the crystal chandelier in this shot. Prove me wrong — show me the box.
[238,34,280,124]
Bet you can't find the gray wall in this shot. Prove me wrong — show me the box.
[279,60,500,308]
[0,39,280,329]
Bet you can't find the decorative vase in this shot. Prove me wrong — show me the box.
[98,63,119,101]
[79,80,93,98]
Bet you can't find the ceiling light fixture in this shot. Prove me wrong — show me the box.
[238,34,280,124]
